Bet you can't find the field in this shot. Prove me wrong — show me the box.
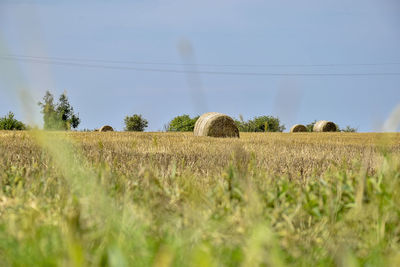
[1,131,400,266]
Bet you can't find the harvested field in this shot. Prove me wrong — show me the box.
[0,131,400,266]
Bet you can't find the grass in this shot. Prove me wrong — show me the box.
[0,131,400,266]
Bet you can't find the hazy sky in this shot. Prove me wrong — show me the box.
[1,0,399,131]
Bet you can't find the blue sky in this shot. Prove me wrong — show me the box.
[0,0,399,131]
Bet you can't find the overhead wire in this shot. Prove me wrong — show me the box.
[3,54,400,68]
[1,55,400,77]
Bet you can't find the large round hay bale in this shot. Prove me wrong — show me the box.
[99,125,114,132]
[313,120,337,132]
[290,124,307,133]
[194,112,239,138]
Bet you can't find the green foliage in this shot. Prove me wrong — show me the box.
[306,120,317,132]
[341,125,357,132]
[234,115,250,132]
[167,114,199,132]
[56,93,80,129]
[124,114,148,131]
[235,115,285,132]
[0,112,26,130]
[38,91,80,130]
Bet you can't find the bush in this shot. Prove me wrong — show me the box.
[234,115,251,132]
[0,112,26,130]
[341,126,357,132]
[235,115,285,132]
[38,91,80,130]
[167,115,199,132]
[305,120,317,132]
[124,114,148,132]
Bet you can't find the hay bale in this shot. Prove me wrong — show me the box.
[313,120,337,132]
[194,112,239,138]
[99,125,114,132]
[290,124,307,133]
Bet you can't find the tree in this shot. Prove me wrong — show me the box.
[167,114,199,132]
[124,114,148,132]
[251,116,285,132]
[38,90,80,130]
[235,115,285,132]
[56,93,80,129]
[38,91,59,130]
[0,112,26,130]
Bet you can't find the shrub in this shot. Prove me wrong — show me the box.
[167,115,199,132]
[234,115,251,132]
[235,115,285,132]
[124,114,148,132]
[341,126,357,132]
[306,120,317,132]
[0,112,26,130]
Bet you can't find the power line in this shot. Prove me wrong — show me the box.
[1,56,400,77]
[4,54,400,68]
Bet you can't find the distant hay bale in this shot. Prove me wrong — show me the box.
[99,125,114,132]
[194,112,239,138]
[290,124,307,133]
[313,120,337,132]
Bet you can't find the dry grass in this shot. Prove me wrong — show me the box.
[2,131,398,181]
[1,131,400,266]
[194,112,239,138]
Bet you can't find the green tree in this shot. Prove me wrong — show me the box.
[167,114,199,132]
[56,92,81,130]
[0,112,26,130]
[252,116,285,132]
[124,114,148,132]
[38,91,80,130]
[38,91,59,130]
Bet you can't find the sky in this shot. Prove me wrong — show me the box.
[0,0,399,132]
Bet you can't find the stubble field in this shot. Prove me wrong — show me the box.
[0,131,400,266]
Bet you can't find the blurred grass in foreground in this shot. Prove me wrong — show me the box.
[0,132,400,266]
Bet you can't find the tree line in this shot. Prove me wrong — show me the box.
[0,90,357,132]
[165,114,287,132]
